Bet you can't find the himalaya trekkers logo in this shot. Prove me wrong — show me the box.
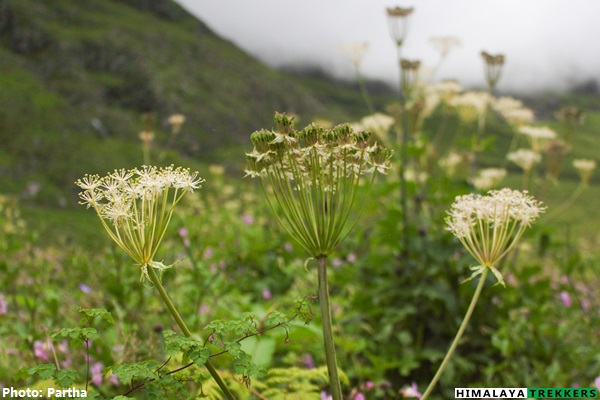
[454,387,599,399]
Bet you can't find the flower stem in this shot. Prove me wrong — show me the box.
[317,256,343,400]
[421,268,488,400]
[396,44,411,258]
[147,267,237,400]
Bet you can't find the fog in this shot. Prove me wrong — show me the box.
[175,0,600,93]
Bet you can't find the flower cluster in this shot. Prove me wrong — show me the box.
[480,51,505,89]
[341,42,370,68]
[446,188,545,286]
[573,159,597,185]
[386,6,414,46]
[245,113,392,257]
[76,165,203,282]
[518,125,557,153]
[507,149,541,172]
[469,168,506,191]
[492,96,534,127]
[449,91,491,123]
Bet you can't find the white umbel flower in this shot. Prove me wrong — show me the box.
[76,165,204,283]
[446,188,545,286]
[573,159,597,185]
[507,149,541,171]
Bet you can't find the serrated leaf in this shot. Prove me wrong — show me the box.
[77,307,115,325]
[18,363,56,380]
[54,368,80,387]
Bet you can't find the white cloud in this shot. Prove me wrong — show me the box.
[177,0,600,92]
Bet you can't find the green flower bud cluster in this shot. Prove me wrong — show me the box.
[245,113,392,257]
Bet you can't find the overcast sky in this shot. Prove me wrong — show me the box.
[175,1,600,93]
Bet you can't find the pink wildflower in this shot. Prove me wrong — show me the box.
[400,382,422,399]
[0,293,7,314]
[558,291,572,307]
[33,341,49,361]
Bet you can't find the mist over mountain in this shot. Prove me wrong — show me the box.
[176,0,600,94]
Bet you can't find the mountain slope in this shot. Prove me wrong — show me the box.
[0,0,374,204]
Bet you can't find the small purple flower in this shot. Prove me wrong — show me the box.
[178,227,190,247]
[284,242,293,252]
[361,381,375,391]
[558,291,572,307]
[321,391,332,400]
[79,284,91,294]
[379,381,392,389]
[262,289,272,300]
[106,373,119,386]
[203,247,214,260]
[593,376,600,389]
[331,258,342,268]
[354,393,366,400]
[301,353,315,369]
[242,213,255,225]
[33,341,49,361]
[581,298,590,313]
[0,293,8,315]
[347,253,357,263]
[91,362,103,386]
[198,304,210,315]
[400,382,422,399]
[57,341,69,354]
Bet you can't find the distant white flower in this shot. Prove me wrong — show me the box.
[167,113,186,134]
[469,168,506,190]
[429,36,461,58]
[428,80,462,103]
[341,42,369,68]
[450,91,491,122]
[360,113,395,144]
[438,150,464,177]
[573,159,597,185]
[507,149,541,172]
[518,125,557,153]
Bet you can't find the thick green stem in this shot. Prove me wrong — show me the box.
[421,268,488,400]
[317,256,343,400]
[147,267,237,400]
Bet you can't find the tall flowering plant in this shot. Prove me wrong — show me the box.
[245,113,392,400]
[76,165,237,399]
[421,188,545,399]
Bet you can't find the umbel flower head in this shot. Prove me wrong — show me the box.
[446,188,545,286]
[76,165,203,283]
[481,50,505,89]
[573,159,597,186]
[245,113,392,258]
[386,6,414,47]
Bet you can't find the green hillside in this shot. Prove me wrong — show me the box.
[0,0,391,206]
[1,0,600,247]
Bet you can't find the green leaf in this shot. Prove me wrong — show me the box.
[54,369,80,387]
[16,363,56,380]
[163,330,210,366]
[108,361,160,383]
[77,307,115,325]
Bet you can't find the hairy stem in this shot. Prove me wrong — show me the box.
[317,256,343,400]
[421,268,488,400]
[147,267,237,400]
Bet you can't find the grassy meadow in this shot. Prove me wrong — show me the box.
[0,1,599,399]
